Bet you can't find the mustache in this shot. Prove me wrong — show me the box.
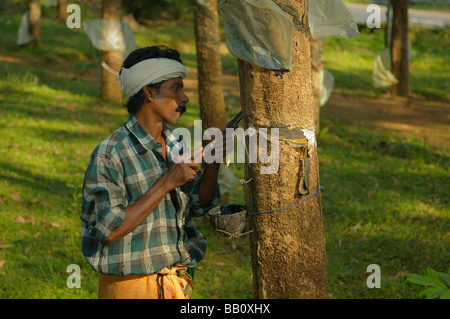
[176,105,187,113]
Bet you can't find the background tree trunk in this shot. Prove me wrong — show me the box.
[28,0,41,42]
[57,0,68,22]
[101,0,123,102]
[311,38,323,133]
[390,0,409,97]
[193,0,226,130]
[193,0,230,206]
[238,0,328,298]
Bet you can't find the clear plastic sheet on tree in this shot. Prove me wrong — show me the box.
[321,69,334,106]
[17,11,34,46]
[218,0,294,70]
[82,19,136,58]
[372,48,398,88]
[308,0,360,40]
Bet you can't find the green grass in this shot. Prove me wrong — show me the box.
[323,24,450,99]
[0,1,448,299]
[317,119,449,298]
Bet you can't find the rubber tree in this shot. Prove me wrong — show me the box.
[390,0,409,97]
[238,0,328,298]
[57,0,68,22]
[193,0,229,205]
[101,0,123,102]
[28,0,41,43]
[193,0,226,130]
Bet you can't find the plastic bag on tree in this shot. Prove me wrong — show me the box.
[372,48,398,88]
[218,0,294,71]
[320,69,334,106]
[17,11,35,46]
[82,20,136,58]
[308,0,360,39]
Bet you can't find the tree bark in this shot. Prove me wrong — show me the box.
[193,0,226,130]
[28,0,41,42]
[101,0,123,102]
[238,0,328,299]
[57,0,68,21]
[310,38,323,133]
[390,0,409,97]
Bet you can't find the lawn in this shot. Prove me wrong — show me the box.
[0,1,448,299]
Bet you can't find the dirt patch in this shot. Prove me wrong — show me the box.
[187,67,449,150]
[4,49,447,149]
[321,93,449,149]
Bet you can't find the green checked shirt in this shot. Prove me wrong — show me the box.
[80,115,219,276]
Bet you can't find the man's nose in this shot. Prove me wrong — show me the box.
[181,91,189,104]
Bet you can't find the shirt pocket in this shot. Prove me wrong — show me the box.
[124,166,163,201]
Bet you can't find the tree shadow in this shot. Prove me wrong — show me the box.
[0,161,71,196]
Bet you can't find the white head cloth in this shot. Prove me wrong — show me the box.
[117,58,188,98]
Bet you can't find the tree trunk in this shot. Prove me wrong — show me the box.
[310,38,323,133]
[57,0,68,21]
[238,0,328,298]
[390,0,409,97]
[28,0,41,42]
[101,0,123,102]
[193,0,226,130]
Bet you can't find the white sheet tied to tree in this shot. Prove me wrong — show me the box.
[82,19,136,59]
[17,11,35,46]
[308,0,360,40]
[218,0,294,71]
[218,0,360,106]
[372,7,412,89]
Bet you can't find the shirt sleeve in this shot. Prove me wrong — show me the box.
[81,153,127,244]
[181,168,220,217]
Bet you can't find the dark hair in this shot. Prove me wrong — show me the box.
[121,45,183,114]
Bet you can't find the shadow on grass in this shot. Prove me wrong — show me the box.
[0,161,71,196]
[0,83,126,128]
[325,231,448,298]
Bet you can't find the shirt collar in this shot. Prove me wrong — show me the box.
[125,115,179,153]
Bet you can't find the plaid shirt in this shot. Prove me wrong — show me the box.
[81,115,219,276]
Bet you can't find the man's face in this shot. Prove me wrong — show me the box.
[149,77,189,125]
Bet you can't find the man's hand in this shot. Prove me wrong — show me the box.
[163,148,203,190]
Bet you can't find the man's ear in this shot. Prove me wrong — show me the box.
[142,85,153,102]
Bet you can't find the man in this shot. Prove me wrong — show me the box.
[81,46,228,299]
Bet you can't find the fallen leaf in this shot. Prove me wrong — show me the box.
[213,261,226,266]
[352,221,362,232]
[10,193,23,202]
[13,216,26,223]
[50,222,61,228]
[0,260,5,269]
[0,244,13,249]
